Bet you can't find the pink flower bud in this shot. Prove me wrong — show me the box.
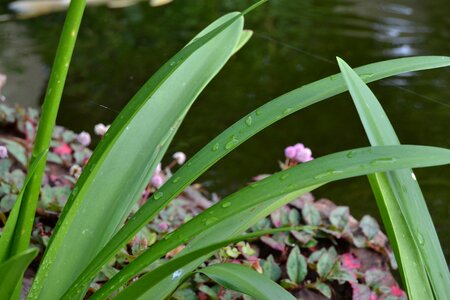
[77,131,91,146]
[284,146,296,159]
[158,222,169,231]
[0,145,8,159]
[151,174,164,188]
[53,143,72,155]
[173,151,186,165]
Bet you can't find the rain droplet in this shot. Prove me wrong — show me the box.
[221,202,231,208]
[245,116,252,126]
[212,143,219,152]
[280,174,289,180]
[411,172,417,181]
[205,217,219,226]
[370,158,397,165]
[225,136,239,150]
[154,192,163,200]
[172,269,183,280]
[173,177,181,183]
[283,108,292,115]
[346,150,357,158]
[256,109,263,115]
[417,233,424,245]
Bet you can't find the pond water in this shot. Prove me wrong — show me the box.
[0,0,449,259]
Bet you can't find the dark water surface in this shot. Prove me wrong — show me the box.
[0,0,449,258]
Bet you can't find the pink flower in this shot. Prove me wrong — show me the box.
[94,123,109,136]
[0,145,8,159]
[53,143,72,155]
[341,253,361,270]
[173,152,186,165]
[390,285,405,297]
[151,174,164,188]
[77,131,91,146]
[295,146,313,163]
[158,222,169,231]
[284,146,297,159]
[369,293,378,300]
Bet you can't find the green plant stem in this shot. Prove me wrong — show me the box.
[9,0,86,255]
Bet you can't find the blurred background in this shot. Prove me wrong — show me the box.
[0,0,449,259]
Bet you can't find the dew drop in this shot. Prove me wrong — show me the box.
[370,158,397,165]
[172,269,182,280]
[256,109,263,116]
[411,172,417,181]
[221,202,231,208]
[283,108,292,115]
[205,217,219,226]
[225,136,239,150]
[245,116,252,126]
[173,177,181,183]
[154,191,163,200]
[280,174,289,181]
[212,143,219,152]
[417,233,424,245]
[346,150,357,158]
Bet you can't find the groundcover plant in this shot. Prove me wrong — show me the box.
[0,0,449,299]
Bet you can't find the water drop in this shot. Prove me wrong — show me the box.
[212,143,219,152]
[221,202,231,208]
[172,269,183,280]
[154,191,163,200]
[245,116,252,126]
[205,217,219,226]
[370,158,397,165]
[411,172,417,181]
[417,233,424,245]
[256,109,263,116]
[283,108,292,115]
[225,136,239,150]
[173,177,181,183]
[280,174,289,181]
[346,150,357,158]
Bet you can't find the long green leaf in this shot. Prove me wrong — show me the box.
[8,0,86,259]
[337,57,450,298]
[200,263,296,300]
[113,226,313,299]
[29,12,245,300]
[65,56,450,296]
[0,248,38,300]
[0,150,47,263]
[89,145,450,298]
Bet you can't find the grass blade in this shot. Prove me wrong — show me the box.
[0,150,47,263]
[29,12,245,300]
[113,226,313,299]
[0,248,38,300]
[7,0,86,257]
[89,145,450,298]
[337,57,450,298]
[64,56,450,295]
[199,263,296,300]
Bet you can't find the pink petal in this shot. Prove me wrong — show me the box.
[53,143,72,155]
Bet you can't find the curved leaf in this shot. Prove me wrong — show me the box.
[0,248,38,300]
[90,145,450,298]
[112,226,313,299]
[29,12,245,300]
[199,263,296,300]
[65,57,450,296]
[337,57,450,298]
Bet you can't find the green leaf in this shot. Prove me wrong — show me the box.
[311,281,332,298]
[302,203,321,226]
[90,145,450,298]
[360,215,379,240]
[0,248,38,300]
[232,29,253,55]
[107,226,312,300]
[337,57,450,298]
[30,12,245,300]
[262,255,282,282]
[286,246,307,284]
[199,263,295,300]
[65,56,450,297]
[317,252,335,278]
[0,150,48,263]
[329,206,349,229]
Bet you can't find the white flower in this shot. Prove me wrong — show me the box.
[172,151,186,165]
[69,164,82,178]
[77,131,91,146]
[0,145,8,159]
[94,123,109,136]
